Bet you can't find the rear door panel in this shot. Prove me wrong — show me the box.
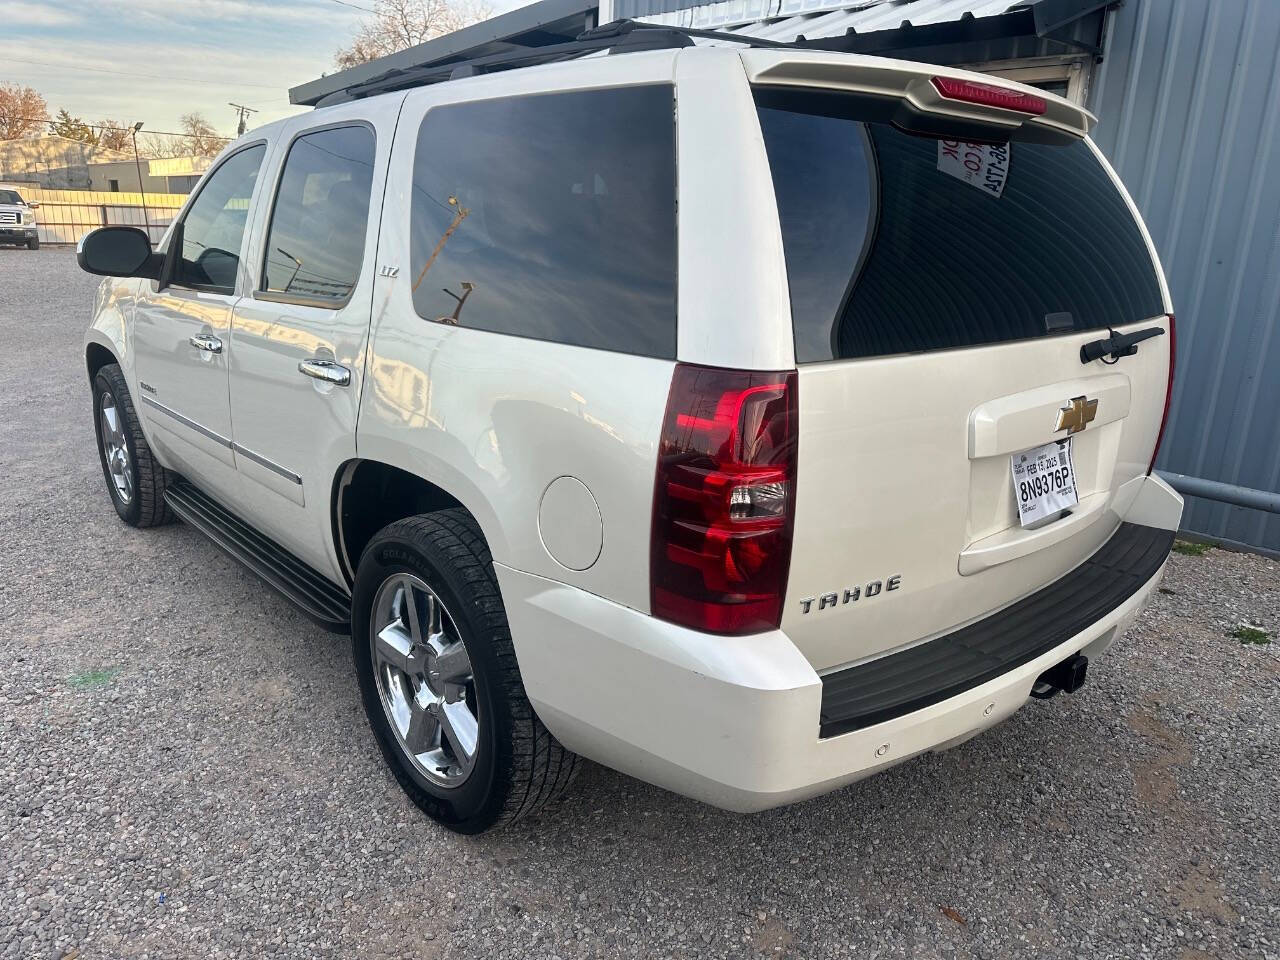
[227,100,403,581]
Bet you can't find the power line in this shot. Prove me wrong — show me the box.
[326,0,379,12]
[1,55,281,89]
[10,117,232,141]
[229,102,259,136]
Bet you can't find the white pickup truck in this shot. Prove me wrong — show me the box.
[0,187,39,249]
[76,25,1182,833]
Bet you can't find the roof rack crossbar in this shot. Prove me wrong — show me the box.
[313,19,799,106]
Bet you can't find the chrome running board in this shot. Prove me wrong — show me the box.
[164,479,351,633]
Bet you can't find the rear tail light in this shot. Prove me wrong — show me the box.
[651,364,798,635]
[931,76,1048,116]
[1149,313,1176,475]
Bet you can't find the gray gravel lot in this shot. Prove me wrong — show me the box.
[2,247,1279,960]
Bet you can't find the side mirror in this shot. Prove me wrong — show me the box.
[77,226,162,280]
[28,200,40,209]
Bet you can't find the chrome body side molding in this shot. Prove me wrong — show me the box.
[142,394,232,449]
[142,394,302,485]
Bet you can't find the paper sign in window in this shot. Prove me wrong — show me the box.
[937,141,1010,197]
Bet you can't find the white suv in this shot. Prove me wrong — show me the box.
[77,27,1182,833]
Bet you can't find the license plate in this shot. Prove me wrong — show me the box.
[1011,439,1078,527]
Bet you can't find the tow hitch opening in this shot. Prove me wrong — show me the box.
[1030,653,1088,700]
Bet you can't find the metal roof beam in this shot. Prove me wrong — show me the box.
[1027,0,1114,36]
[797,9,1039,54]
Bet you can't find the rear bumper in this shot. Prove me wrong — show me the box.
[818,520,1174,738]
[497,475,1182,813]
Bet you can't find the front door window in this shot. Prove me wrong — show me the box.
[173,144,265,294]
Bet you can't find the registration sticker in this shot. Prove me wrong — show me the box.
[937,141,1010,197]
[1011,438,1078,527]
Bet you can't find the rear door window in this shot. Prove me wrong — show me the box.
[409,85,677,358]
[260,124,376,305]
[757,93,1165,362]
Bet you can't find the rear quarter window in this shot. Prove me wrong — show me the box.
[757,94,1165,362]
[409,85,678,358]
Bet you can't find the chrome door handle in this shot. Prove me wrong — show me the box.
[189,334,223,354]
[298,358,351,387]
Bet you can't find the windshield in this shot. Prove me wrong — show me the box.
[0,190,25,205]
[756,91,1165,362]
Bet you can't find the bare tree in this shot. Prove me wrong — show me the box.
[336,0,492,69]
[95,120,133,152]
[0,83,49,140]
[139,113,226,159]
[137,132,185,159]
[180,113,224,157]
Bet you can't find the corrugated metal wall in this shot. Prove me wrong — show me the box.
[1089,0,1280,552]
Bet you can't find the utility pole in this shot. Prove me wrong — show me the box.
[228,103,258,137]
[131,122,151,245]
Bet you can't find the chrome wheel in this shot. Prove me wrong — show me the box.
[370,573,478,788]
[99,390,134,506]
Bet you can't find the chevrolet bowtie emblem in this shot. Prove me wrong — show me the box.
[1055,395,1098,434]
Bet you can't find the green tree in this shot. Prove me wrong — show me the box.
[51,108,98,144]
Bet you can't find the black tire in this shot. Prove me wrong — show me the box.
[92,363,174,527]
[352,510,580,833]
[27,237,39,250]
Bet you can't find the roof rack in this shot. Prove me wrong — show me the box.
[303,19,797,108]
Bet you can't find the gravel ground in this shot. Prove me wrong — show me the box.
[2,247,1278,960]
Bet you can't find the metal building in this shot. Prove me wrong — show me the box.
[1090,0,1280,553]
[293,0,1280,553]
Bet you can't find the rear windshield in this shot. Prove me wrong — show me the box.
[756,93,1165,362]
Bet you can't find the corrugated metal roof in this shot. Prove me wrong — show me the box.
[640,0,1036,40]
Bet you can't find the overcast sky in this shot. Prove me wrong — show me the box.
[1,0,530,142]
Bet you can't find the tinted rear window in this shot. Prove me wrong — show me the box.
[757,95,1165,362]
[261,124,376,303]
[409,85,677,358]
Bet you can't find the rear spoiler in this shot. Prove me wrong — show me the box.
[741,50,1094,143]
